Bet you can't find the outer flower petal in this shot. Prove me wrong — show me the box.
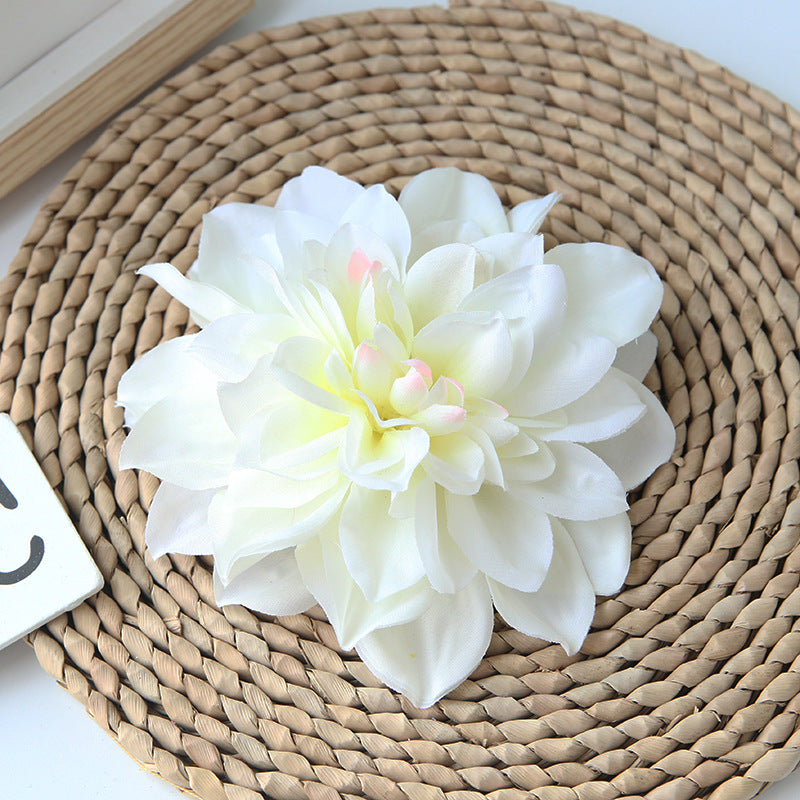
[490,521,595,655]
[340,185,412,275]
[399,167,509,238]
[213,549,315,616]
[539,367,646,443]
[145,482,216,559]
[296,529,433,650]
[471,232,545,279]
[548,242,663,346]
[613,330,658,382]
[355,577,493,708]
[117,335,211,427]
[138,263,249,325]
[414,480,477,593]
[211,479,349,581]
[507,192,560,235]
[191,202,283,308]
[562,513,631,596]
[446,485,553,592]
[275,166,365,224]
[190,313,302,382]
[511,441,628,521]
[119,387,237,490]
[503,325,615,418]
[589,370,675,490]
[340,486,426,602]
[408,219,484,265]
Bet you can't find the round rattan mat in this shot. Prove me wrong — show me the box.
[2,1,800,798]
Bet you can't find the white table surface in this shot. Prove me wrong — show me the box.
[1,1,799,797]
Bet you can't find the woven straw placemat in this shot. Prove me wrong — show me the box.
[2,1,800,798]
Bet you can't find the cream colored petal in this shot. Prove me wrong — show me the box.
[547,242,663,346]
[404,243,478,330]
[562,513,631,596]
[138,263,249,326]
[355,577,493,708]
[507,192,560,235]
[446,485,553,592]
[414,480,477,593]
[510,441,627,521]
[489,521,595,655]
[213,550,315,616]
[340,486,426,602]
[588,370,675,490]
[295,529,433,651]
[399,167,509,238]
[119,386,237,490]
[145,482,215,559]
[116,335,212,427]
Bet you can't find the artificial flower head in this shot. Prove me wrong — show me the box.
[118,166,675,707]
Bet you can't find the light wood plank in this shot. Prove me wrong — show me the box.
[0,0,252,199]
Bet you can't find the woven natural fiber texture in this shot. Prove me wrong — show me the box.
[2,1,800,798]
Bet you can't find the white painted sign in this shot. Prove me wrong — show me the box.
[0,414,103,650]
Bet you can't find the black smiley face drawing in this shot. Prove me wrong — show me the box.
[0,477,45,585]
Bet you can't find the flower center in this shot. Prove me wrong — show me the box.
[352,342,467,436]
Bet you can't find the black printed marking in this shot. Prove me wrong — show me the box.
[0,536,44,585]
[0,478,17,510]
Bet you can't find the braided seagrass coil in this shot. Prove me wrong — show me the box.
[2,1,800,797]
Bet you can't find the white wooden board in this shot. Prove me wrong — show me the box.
[0,413,103,650]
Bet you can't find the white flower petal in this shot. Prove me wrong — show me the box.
[355,577,493,708]
[589,370,675,490]
[414,480,477,593]
[404,244,478,330]
[211,480,349,580]
[190,313,302,382]
[414,311,513,398]
[613,331,658,381]
[472,232,545,279]
[119,386,237,490]
[270,336,351,415]
[548,242,663,346]
[117,335,211,427]
[408,219,484,265]
[490,521,595,655]
[340,185,411,275]
[446,485,553,592]
[540,367,646,443]
[213,549,315,615]
[562,513,631,596]
[340,412,429,492]
[501,442,556,483]
[423,433,485,495]
[511,441,627,521]
[225,467,342,510]
[340,486,426,602]
[191,202,283,308]
[145,482,215,559]
[276,166,365,224]
[503,325,615,418]
[399,167,509,238]
[296,530,433,650]
[507,192,560,235]
[138,263,249,325]
[274,210,340,275]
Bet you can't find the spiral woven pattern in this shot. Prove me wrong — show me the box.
[2,1,800,798]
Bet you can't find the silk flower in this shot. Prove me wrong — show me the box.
[117,166,675,707]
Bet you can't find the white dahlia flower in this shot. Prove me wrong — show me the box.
[118,166,675,707]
